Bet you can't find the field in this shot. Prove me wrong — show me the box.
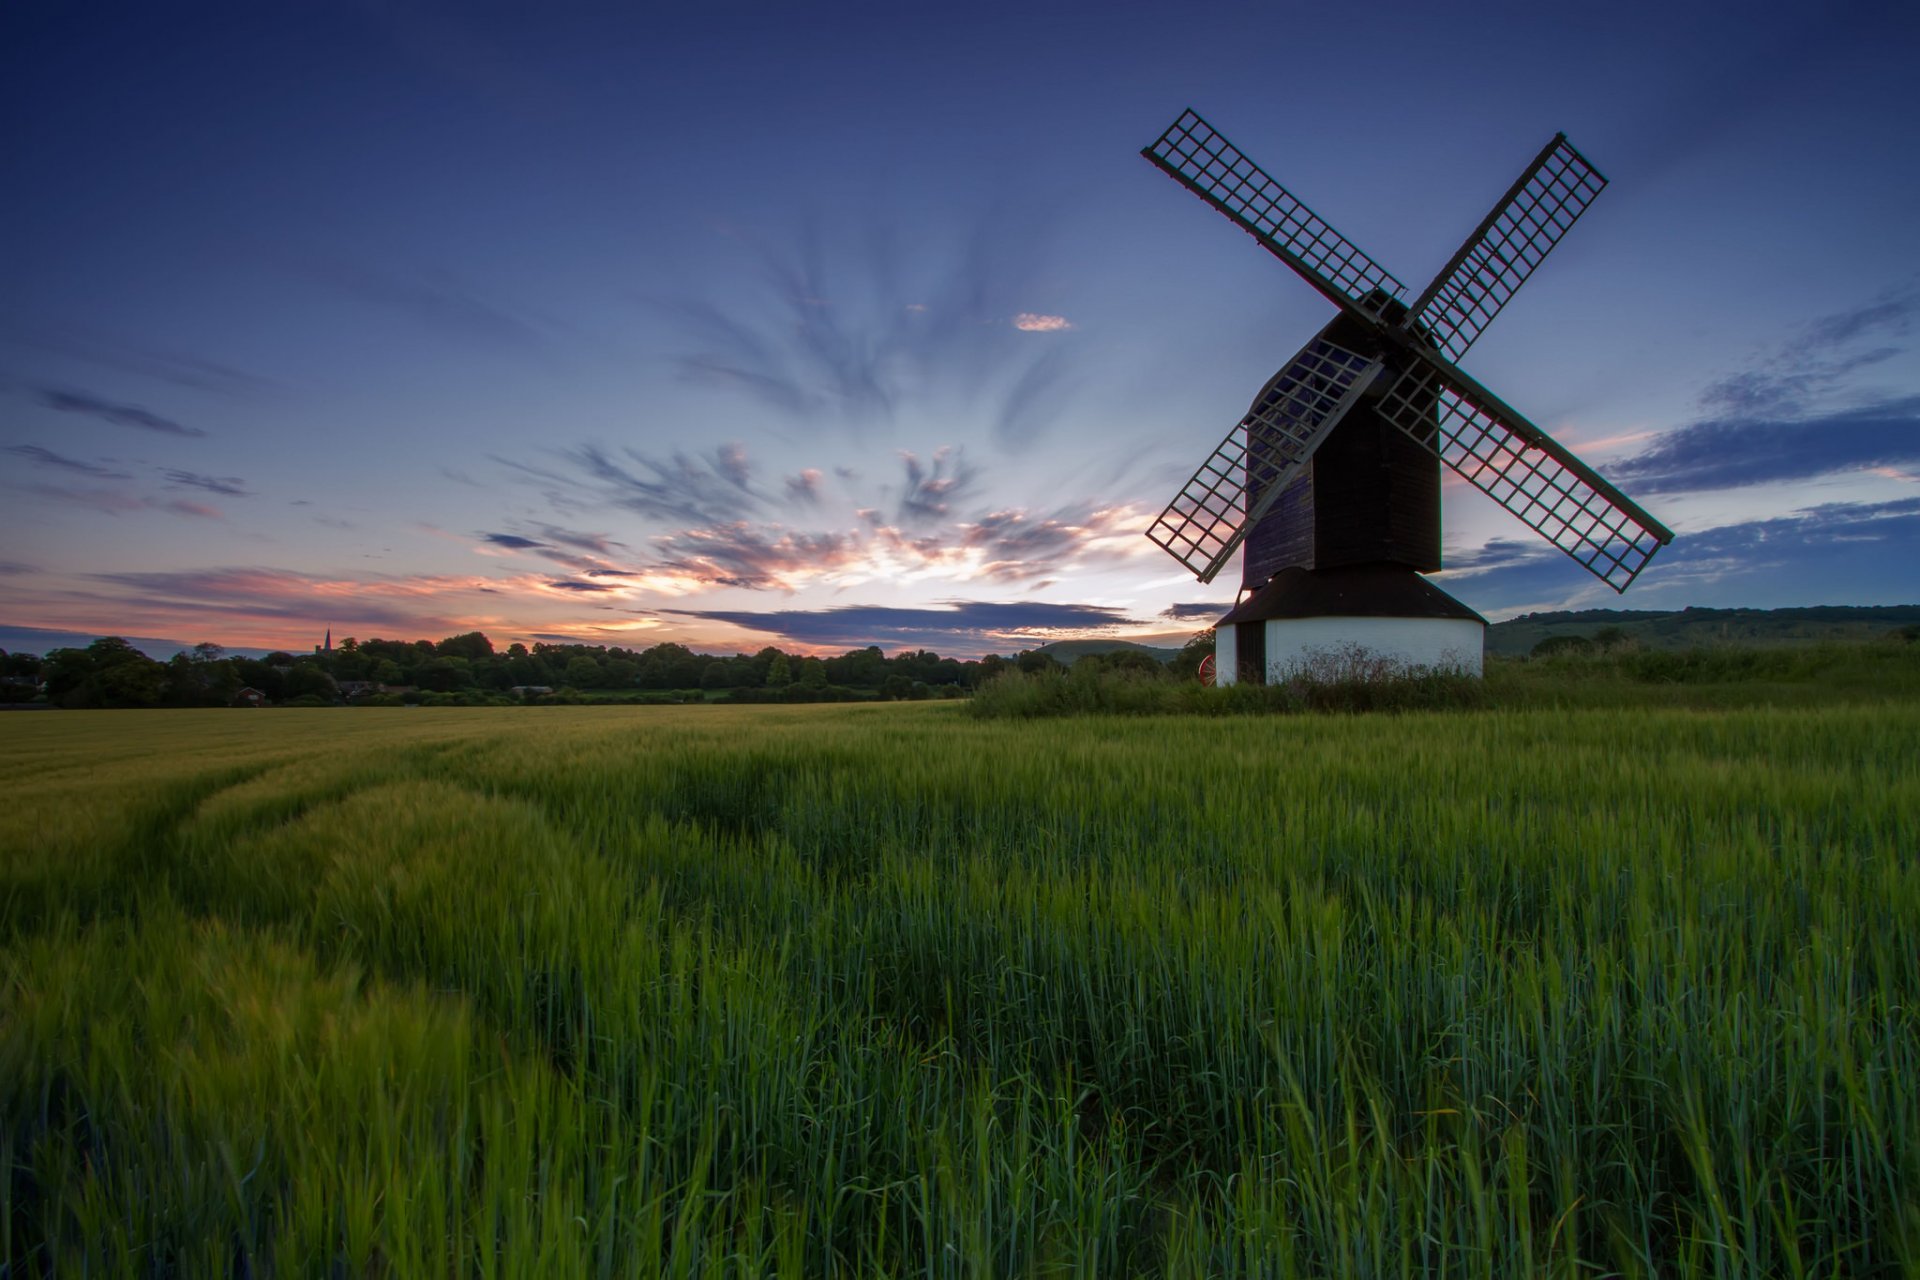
[4,666,1918,1275]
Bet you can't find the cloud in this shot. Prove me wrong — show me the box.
[664,599,1138,655]
[161,500,222,519]
[657,205,1083,438]
[80,566,514,635]
[0,322,272,396]
[546,579,620,593]
[37,388,205,437]
[639,492,1146,595]
[785,468,824,504]
[898,448,978,523]
[712,442,752,490]
[1012,313,1073,332]
[1698,285,1917,418]
[1609,396,1920,493]
[532,524,622,554]
[4,444,130,479]
[22,483,152,515]
[162,469,249,497]
[1447,497,1920,614]
[550,443,764,527]
[320,260,548,350]
[1159,602,1228,622]
[482,532,547,549]
[995,343,1079,448]
[651,523,864,591]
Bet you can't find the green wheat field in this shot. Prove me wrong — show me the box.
[5,664,1919,1275]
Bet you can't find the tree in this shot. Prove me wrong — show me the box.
[765,652,792,688]
[437,631,495,662]
[42,638,169,708]
[563,656,603,689]
[798,657,827,688]
[1531,634,1594,658]
[1015,650,1057,675]
[1169,630,1215,681]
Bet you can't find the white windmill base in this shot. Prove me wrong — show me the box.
[1212,567,1486,685]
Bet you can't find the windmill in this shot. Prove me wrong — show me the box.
[1142,110,1673,684]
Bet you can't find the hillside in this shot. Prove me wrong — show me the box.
[1485,604,1920,656]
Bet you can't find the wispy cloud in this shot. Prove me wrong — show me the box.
[785,468,824,505]
[898,448,977,523]
[319,260,549,351]
[1448,497,1920,614]
[1698,285,1916,418]
[37,388,206,437]
[657,206,1088,445]
[0,322,272,396]
[161,500,222,520]
[162,469,249,497]
[4,444,130,479]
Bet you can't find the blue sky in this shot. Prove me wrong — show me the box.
[3,0,1916,657]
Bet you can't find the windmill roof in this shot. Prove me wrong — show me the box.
[1218,566,1486,627]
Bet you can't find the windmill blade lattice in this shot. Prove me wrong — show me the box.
[1406,135,1607,362]
[1146,339,1383,583]
[1376,359,1671,591]
[1143,110,1407,317]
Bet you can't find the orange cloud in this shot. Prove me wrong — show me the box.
[1012,313,1073,332]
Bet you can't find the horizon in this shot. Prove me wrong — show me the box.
[4,2,1917,656]
[9,599,1920,666]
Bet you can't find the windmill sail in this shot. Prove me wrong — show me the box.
[1376,357,1672,591]
[1143,110,1407,318]
[1405,135,1607,362]
[1146,339,1382,583]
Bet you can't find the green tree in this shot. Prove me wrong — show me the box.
[437,631,495,662]
[1169,630,1215,681]
[563,656,603,689]
[765,652,792,688]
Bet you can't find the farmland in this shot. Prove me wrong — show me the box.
[4,664,1918,1275]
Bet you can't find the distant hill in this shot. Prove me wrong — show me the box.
[1485,605,1920,657]
[1030,638,1184,666]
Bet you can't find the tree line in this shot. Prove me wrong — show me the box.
[0,630,1207,709]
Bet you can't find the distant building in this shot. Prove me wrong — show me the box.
[233,687,267,707]
[510,685,554,697]
[314,628,332,656]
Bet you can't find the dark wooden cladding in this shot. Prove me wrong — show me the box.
[1241,312,1441,588]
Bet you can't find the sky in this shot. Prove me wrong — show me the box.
[3,0,1917,659]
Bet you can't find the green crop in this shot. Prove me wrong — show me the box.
[3,692,1917,1275]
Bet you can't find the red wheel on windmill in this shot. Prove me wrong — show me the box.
[1196,653,1215,686]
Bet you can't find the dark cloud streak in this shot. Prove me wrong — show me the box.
[38,388,206,437]
[4,444,130,478]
